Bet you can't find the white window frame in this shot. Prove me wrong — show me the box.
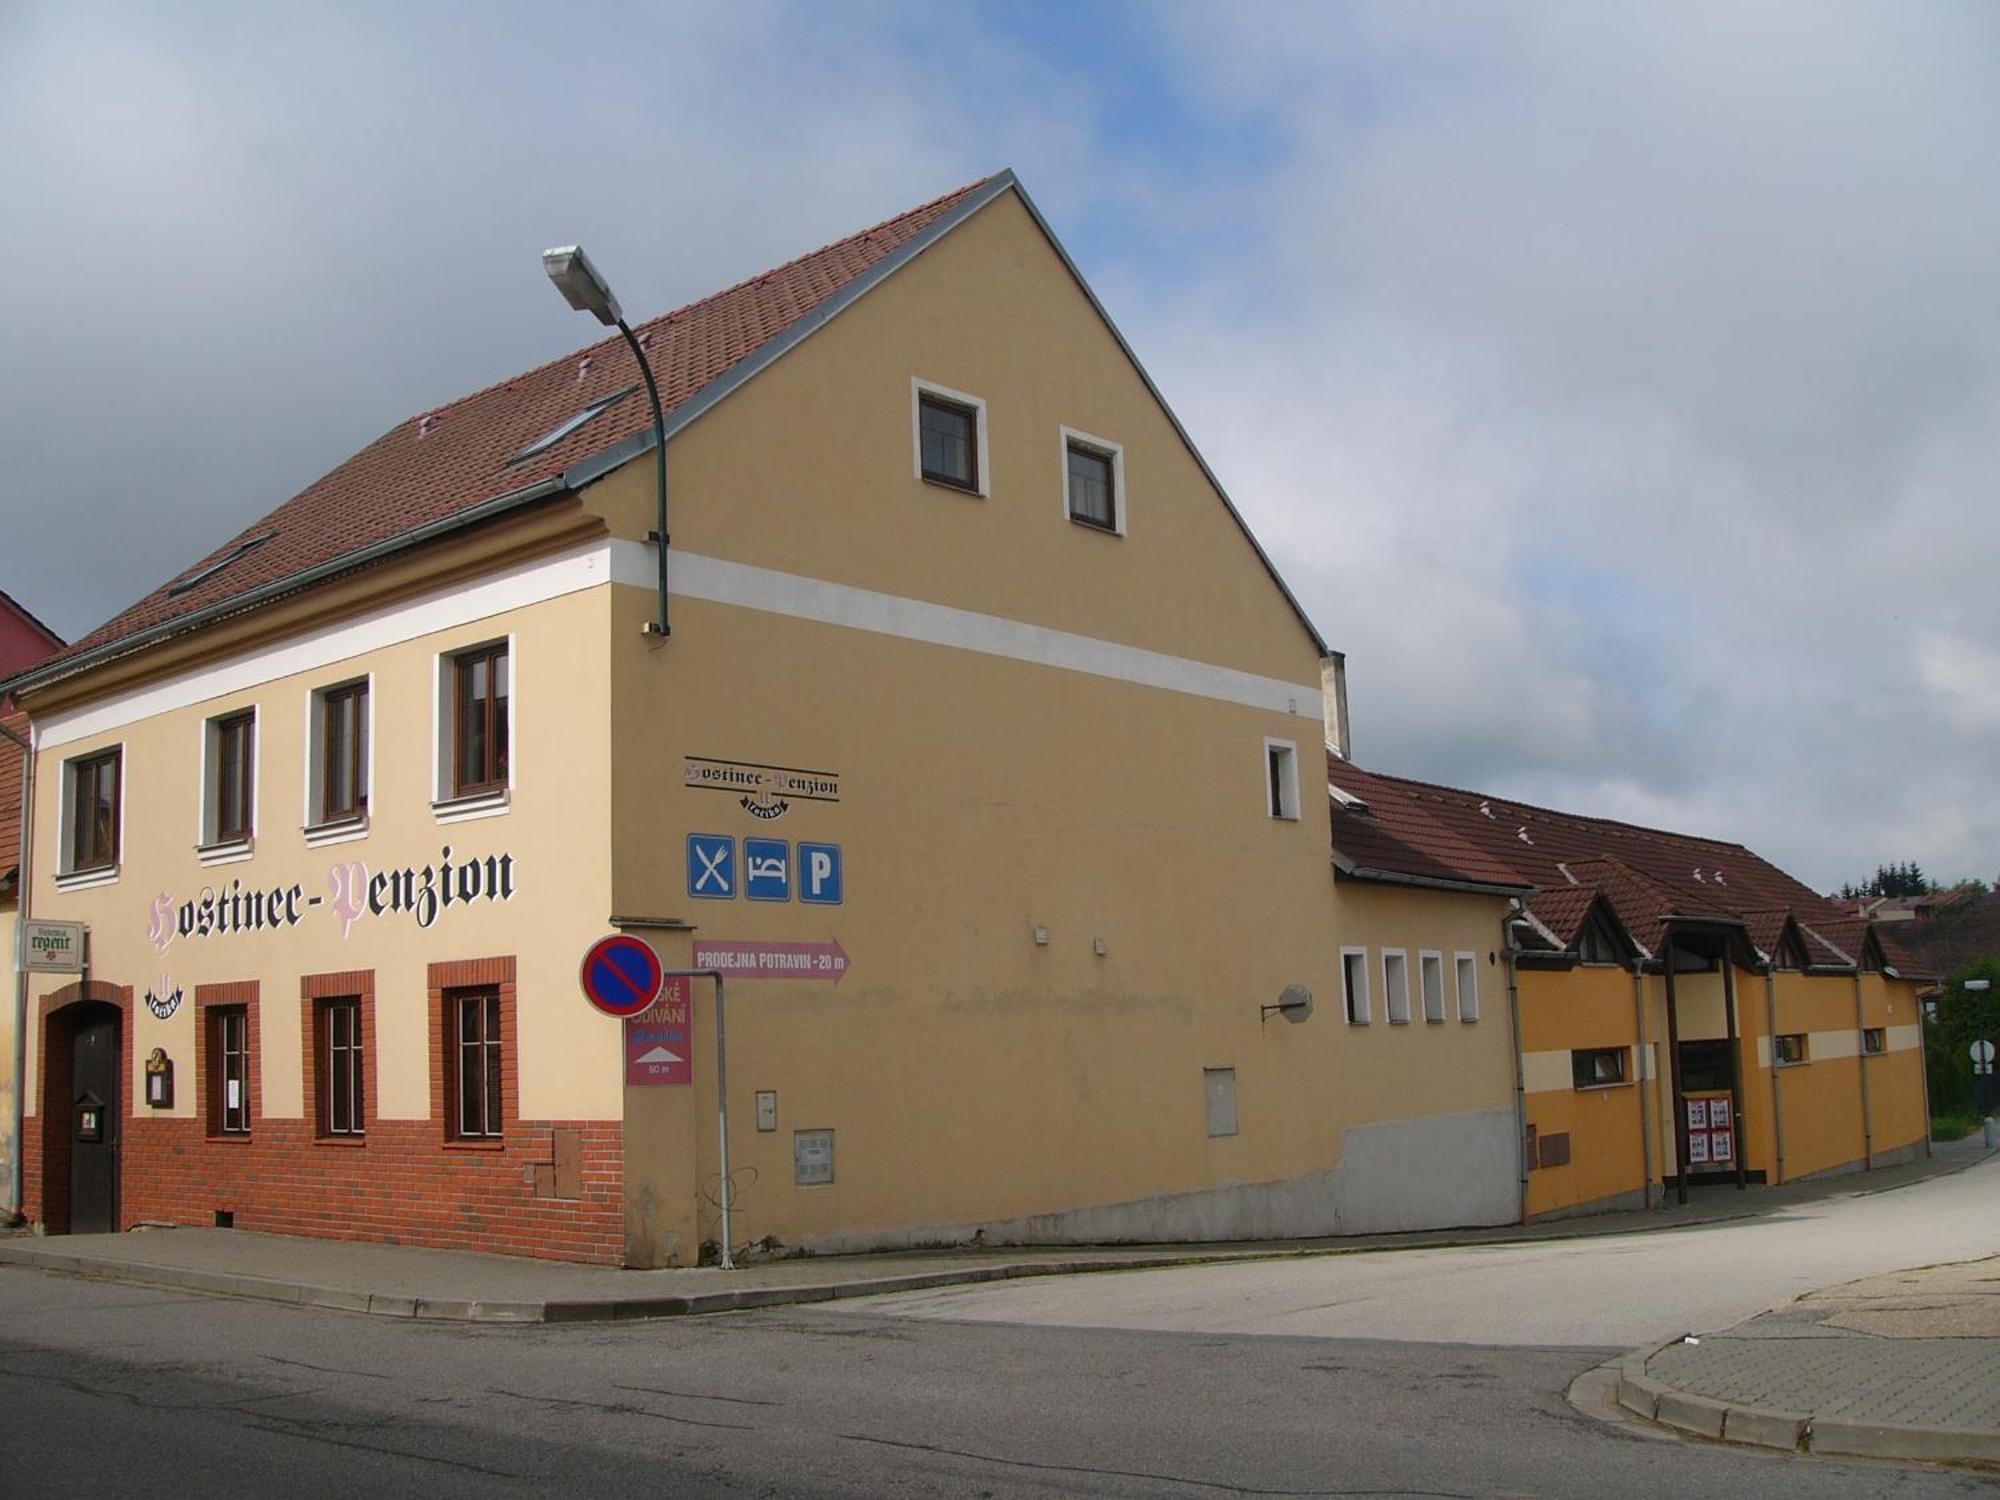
[1382,949,1411,1025]
[911,377,990,498]
[304,673,374,847]
[1420,950,1446,1024]
[1341,947,1371,1025]
[1059,426,1126,536]
[1455,952,1480,1022]
[432,633,515,823]
[196,707,258,865]
[54,741,125,890]
[1263,737,1301,821]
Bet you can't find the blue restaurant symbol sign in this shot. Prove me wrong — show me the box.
[687,834,735,899]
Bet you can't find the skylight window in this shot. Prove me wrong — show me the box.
[167,532,275,596]
[507,385,637,464]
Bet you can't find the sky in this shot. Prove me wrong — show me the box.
[2,0,1995,893]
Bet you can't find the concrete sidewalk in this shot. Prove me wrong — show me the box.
[1,1136,1989,1325]
[1618,1252,2000,1464]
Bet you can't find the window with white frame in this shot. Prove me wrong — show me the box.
[1455,952,1480,1022]
[61,746,122,878]
[1264,738,1300,821]
[1382,950,1411,1024]
[434,639,513,816]
[200,709,257,852]
[1061,427,1124,534]
[912,379,988,496]
[1420,951,1446,1023]
[1341,948,1370,1024]
[307,677,370,832]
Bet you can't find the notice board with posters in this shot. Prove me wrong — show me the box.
[1685,1095,1733,1165]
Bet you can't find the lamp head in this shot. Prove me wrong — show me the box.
[541,245,623,326]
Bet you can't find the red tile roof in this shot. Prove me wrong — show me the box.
[1328,759,1927,972]
[28,175,997,683]
[1326,754,1532,892]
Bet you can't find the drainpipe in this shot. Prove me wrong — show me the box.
[1502,902,1530,1227]
[1,715,32,1226]
[1852,969,1875,1170]
[1913,984,1934,1160]
[1631,961,1656,1209]
[1764,967,1787,1185]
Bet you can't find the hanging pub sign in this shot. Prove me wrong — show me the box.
[20,919,86,973]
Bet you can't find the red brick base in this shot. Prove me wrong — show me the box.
[24,958,627,1265]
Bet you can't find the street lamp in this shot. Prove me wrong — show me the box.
[542,245,671,637]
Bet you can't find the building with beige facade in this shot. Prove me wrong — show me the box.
[3,172,1534,1265]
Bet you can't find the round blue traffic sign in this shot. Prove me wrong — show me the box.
[580,934,664,1018]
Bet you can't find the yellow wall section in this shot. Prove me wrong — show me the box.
[1520,964,1648,1216]
[25,583,615,1125]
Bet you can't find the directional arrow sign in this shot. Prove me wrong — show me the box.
[693,938,849,985]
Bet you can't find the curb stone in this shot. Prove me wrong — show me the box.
[1615,1332,2000,1464]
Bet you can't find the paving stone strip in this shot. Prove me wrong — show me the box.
[1618,1252,2000,1464]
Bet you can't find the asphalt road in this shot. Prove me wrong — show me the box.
[853,1155,2000,1347]
[2,1239,1996,1498]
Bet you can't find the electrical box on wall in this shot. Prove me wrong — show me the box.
[794,1128,833,1186]
[755,1091,777,1132]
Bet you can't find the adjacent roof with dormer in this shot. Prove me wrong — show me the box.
[1326,755,1931,976]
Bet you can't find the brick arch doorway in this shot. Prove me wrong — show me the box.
[39,984,130,1234]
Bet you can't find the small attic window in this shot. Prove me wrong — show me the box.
[168,532,275,596]
[507,385,637,465]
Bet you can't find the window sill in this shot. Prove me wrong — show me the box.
[441,1137,506,1152]
[313,1134,367,1147]
[432,788,510,825]
[54,865,120,893]
[1573,1081,1632,1093]
[1775,1058,1810,1069]
[1387,1017,1411,1027]
[204,1132,254,1143]
[305,815,370,849]
[196,836,255,867]
[1068,513,1122,536]
[1346,1017,1370,1027]
[1424,1016,1446,1025]
[920,473,984,498]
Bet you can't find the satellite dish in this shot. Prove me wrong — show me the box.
[1263,984,1314,1024]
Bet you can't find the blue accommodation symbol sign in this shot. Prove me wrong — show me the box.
[687,835,735,899]
[745,838,790,902]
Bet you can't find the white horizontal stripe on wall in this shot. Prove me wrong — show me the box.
[1521,1050,1575,1095]
[616,541,1319,717]
[37,539,1322,750]
[37,541,615,751]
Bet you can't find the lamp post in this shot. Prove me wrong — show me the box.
[541,245,670,637]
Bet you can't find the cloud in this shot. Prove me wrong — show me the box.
[0,0,1992,891]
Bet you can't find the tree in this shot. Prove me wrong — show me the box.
[1840,861,1940,900]
[1927,958,2000,1119]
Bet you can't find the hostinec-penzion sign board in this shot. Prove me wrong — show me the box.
[144,845,518,953]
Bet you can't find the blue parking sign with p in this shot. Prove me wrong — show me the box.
[799,843,843,905]
[687,834,735,899]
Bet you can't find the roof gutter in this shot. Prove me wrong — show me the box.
[0,477,570,701]
[1332,852,1533,900]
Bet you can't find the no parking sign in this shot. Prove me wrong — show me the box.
[579,933,663,1018]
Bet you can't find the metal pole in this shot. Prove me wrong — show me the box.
[1722,953,1748,1190]
[612,317,671,638]
[1662,928,1689,1206]
[1,715,32,1226]
[1853,970,1875,1170]
[657,969,731,1268]
[1765,968,1787,1185]
[1502,905,1530,1226]
[1632,962,1656,1209]
[1914,985,1935,1160]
